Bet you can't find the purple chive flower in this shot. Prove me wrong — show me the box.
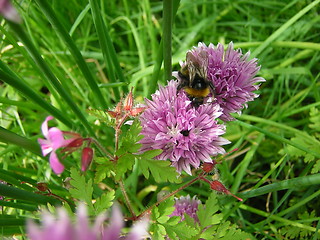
[177,42,265,121]
[0,0,21,23]
[169,195,201,222]
[139,80,229,175]
[27,204,149,240]
[38,116,74,174]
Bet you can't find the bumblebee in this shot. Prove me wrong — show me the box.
[177,51,215,107]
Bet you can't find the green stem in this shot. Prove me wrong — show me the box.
[162,0,173,82]
[137,175,201,219]
[91,138,114,160]
[119,179,136,219]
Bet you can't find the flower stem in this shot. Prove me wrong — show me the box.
[119,179,136,219]
[91,138,114,160]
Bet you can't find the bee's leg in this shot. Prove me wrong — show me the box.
[177,71,188,91]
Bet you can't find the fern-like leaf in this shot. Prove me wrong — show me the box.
[138,150,180,183]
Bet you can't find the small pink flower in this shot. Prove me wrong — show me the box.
[169,195,201,222]
[27,204,149,240]
[37,116,73,174]
[0,0,21,23]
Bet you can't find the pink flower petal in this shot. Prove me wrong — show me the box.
[49,151,64,174]
[102,205,124,240]
[41,116,54,138]
[47,127,68,150]
[38,138,53,156]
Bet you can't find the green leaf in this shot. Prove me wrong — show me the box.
[117,121,143,155]
[138,150,180,183]
[309,107,320,132]
[94,190,115,215]
[94,161,114,183]
[157,197,175,224]
[197,193,220,228]
[150,223,166,240]
[164,221,198,240]
[69,168,94,212]
[114,153,135,181]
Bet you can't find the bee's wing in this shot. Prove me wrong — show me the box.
[186,52,197,81]
[197,51,208,78]
[186,51,208,79]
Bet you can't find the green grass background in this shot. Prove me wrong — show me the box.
[0,0,320,239]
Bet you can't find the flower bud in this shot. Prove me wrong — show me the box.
[123,89,134,111]
[36,183,48,192]
[129,107,146,117]
[81,147,94,172]
[66,138,83,148]
[210,180,243,201]
[202,162,216,173]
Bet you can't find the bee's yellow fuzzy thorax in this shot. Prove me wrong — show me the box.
[184,87,210,98]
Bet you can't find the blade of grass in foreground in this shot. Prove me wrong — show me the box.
[162,0,173,82]
[149,0,180,96]
[0,127,41,156]
[252,0,320,57]
[239,173,320,199]
[0,61,73,129]
[7,22,95,137]
[89,0,126,99]
[34,0,108,109]
[236,120,320,158]
[0,183,61,206]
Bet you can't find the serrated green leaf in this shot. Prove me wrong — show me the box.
[166,216,180,225]
[87,108,115,127]
[152,207,160,219]
[309,107,320,132]
[117,121,143,155]
[158,196,175,217]
[311,159,320,173]
[184,213,197,226]
[150,224,166,240]
[164,221,198,240]
[95,157,110,164]
[138,151,180,183]
[69,168,94,211]
[94,161,114,183]
[197,193,220,228]
[94,190,115,214]
[211,213,224,225]
[114,153,135,181]
[215,221,230,238]
[200,225,218,239]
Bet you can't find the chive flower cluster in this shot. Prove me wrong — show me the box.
[140,42,265,174]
